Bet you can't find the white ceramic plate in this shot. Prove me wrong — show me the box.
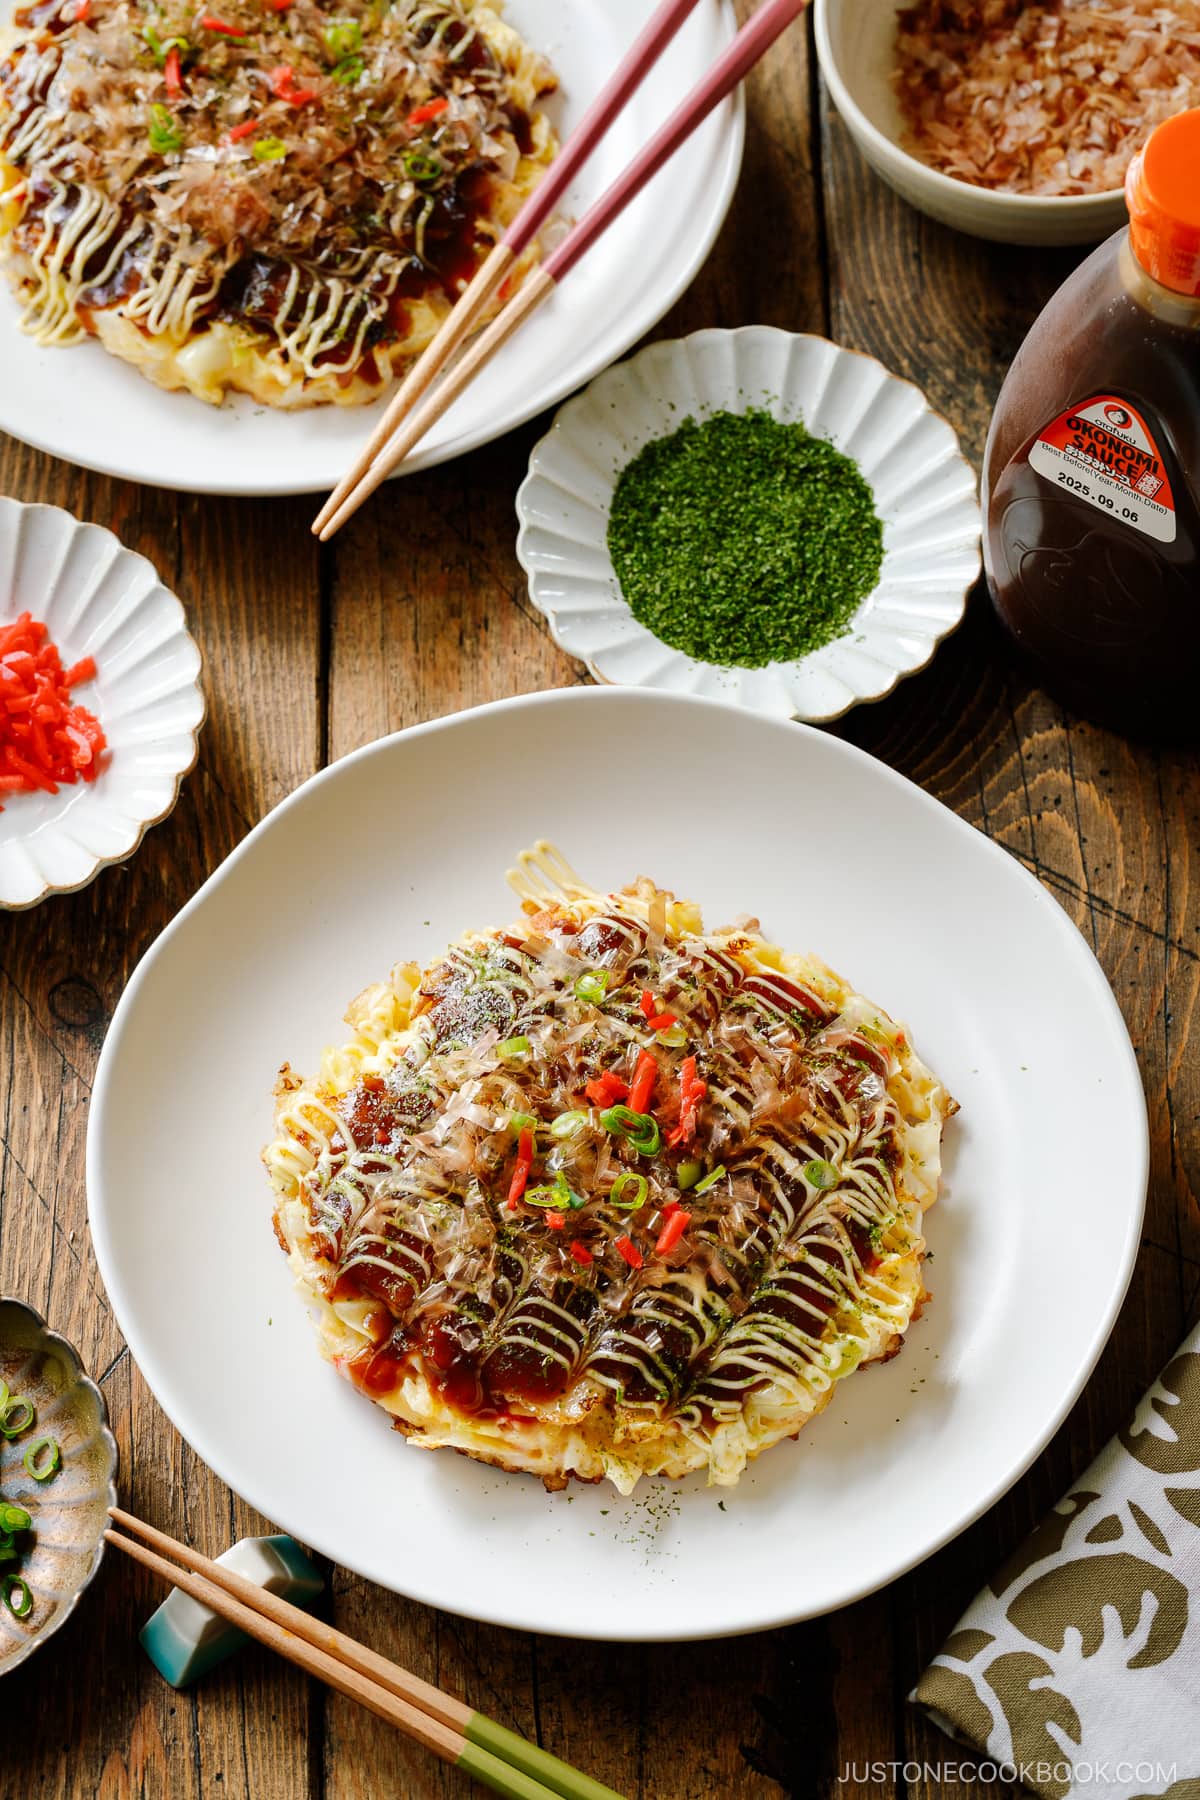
[0,1,742,496]
[88,688,1146,1640]
[0,500,204,909]
[515,328,981,722]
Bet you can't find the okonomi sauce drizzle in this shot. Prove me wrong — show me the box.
[287,899,923,1438]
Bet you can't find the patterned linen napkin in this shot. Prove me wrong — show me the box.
[912,1326,1200,1800]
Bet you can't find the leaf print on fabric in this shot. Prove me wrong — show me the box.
[1129,1501,1171,1556]
[941,1629,995,1662]
[1006,1552,1189,1670]
[1120,1354,1200,1474]
[1164,1487,1200,1529]
[990,1491,1100,1598]
[912,1663,998,1754]
[1130,1780,1200,1800]
[1084,1513,1123,1545]
[985,1650,1080,1800]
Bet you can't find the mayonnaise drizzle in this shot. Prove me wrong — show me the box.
[266,854,955,1491]
[0,0,555,381]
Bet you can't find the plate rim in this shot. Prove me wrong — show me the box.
[0,6,745,497]
[86,687,1149,1639]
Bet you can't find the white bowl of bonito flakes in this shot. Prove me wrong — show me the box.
[813,0,1190,245]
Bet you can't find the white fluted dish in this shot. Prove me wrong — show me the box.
[0,501,205,909]
[515,327,981,723]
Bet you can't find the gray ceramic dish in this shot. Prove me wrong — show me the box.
[0,1297,118,1674]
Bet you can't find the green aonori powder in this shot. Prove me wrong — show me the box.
[606,408,884,668]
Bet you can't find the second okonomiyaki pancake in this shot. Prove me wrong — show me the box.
[0,0,556,404]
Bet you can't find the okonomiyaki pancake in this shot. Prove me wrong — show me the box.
[266,846,957,1494]
[0,0,556,405]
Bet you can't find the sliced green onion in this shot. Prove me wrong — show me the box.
[147,102,183,154]
[550,1109,588,1140]
[323,16,362,55]
[574,971,608,1006]
[0,1504,30,1534]
[524,1170,583,1211]
[609,1172,648,1212]
[675,1160,703,1191]
[655,1021,688,1048]
[142,27,188,64]
[551,1167,586,1210]
[0,1533,16,1561]
[403,149,442,183]
[332,53,364,83]
[0,1380,9,1412]
[599,1106,661,1156]
[0,1395,34,1438]
[522,1185,560,1209]
[507,1110,536,1134]
[23,1436,60,1482]
[252,135,288,162]
[803,1158,839,1191]
[3,1575,31,1619]
[496,1035,532,1062]
[693,1163,727,1196]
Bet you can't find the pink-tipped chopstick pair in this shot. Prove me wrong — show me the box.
[313,0,809,540]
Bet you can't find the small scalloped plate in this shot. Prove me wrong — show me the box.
[515,326,982,721]
[0,501,205,909]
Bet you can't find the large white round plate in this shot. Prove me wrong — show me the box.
[88,689,1147,1640]
[0,2,741,496]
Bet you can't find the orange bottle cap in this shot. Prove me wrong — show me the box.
[1126,108,1200,298]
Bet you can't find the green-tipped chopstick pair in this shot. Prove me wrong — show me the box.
[107,1507,626,1800]
[459,1712,625,1800]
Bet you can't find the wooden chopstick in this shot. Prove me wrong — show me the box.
[311,0,706,536]
[315,262,556,536]
[106,1510,624,1800]
[314,0,809,540]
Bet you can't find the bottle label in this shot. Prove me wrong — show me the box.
[1028,395,1176,545]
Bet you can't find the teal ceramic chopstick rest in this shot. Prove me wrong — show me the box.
[139,1534,324,1688]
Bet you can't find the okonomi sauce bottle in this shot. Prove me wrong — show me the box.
[983,108,1200,734]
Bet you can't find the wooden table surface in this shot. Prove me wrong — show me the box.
[2,9,1193,1797]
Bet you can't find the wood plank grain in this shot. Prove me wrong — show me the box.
[819,72,1196,1800]
[654,20,827,342]
[818,95,1077,469]
[327,446,579,759]
[0,444,323,1800]
[0,0,1191,1792]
